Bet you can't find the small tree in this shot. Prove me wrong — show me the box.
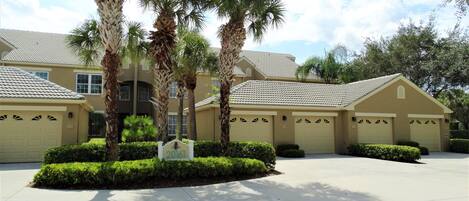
[122,115,158,142]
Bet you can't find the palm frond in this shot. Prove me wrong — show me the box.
[66,19,102,66]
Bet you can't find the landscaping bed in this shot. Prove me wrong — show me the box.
[34,157,271,189]
[449,139,469,153]
[348,144,421,162]
[44,141,276,169]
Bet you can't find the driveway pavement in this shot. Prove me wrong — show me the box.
[1,152,468,201]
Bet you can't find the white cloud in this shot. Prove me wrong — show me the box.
[0,0,466,52]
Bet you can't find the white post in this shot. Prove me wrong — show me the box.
[157,141,163,160]
[188,140,194,160]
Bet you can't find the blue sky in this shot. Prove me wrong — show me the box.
[0,0,466,63]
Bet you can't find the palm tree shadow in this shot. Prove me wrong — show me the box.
[166,180,379,201]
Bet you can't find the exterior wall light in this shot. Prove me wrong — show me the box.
[445,118,449,123]
[352,117,356,122]
[68,112,74,119]
[282,115,287,121]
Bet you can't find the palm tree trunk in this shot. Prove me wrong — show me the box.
[218,22,246,151]
[176,80,185,140]
[102,51,120,161]
[186,77,197,140]
[149,14,177,142]
[132,63,138,115]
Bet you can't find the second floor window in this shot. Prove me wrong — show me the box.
[168,115,187,136]
[76,74,102,95]
[28,71,49,80]
[138,86,150,102]
[119,85,130,101]
[169,81,177,98]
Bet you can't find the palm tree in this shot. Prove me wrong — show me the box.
[138,0,207,142]
[214,0,285,149]
[296,47,346,84]
[121,22,149,115]
[175,28,218,140]
[94,0,124,161]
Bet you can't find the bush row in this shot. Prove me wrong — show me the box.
[34,157,267,188]
[44,141,276,169]
[397,140,429,155]
[275,144,305,158]
[348,144,421,162]
[449,139,469,153]
[450,130,469,139]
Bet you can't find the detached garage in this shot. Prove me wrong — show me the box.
[0,67,91,163]
[195,73,452,154]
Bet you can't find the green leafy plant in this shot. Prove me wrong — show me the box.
[450,130,469,139]
[33,157,267,188]
[276,144,300,155]
[44,141,276,169]
[348,144,421,162]
[449,139,469,153]
[419,146,429,155]
[121,115,157,142]
[397,140,420,147]
[278,149,305,158]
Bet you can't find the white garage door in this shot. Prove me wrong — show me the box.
[0,111,62,163]
[410,119,441,151]
[230,115,273,143]
[357,117,393,144]
[295,116,335,154]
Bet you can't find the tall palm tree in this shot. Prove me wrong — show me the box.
[175,28,218,140]
[138,0,207,142]
[296,46,346,84]
[95,0,124,161]
[121,22,149,115]
[214,0,285,149]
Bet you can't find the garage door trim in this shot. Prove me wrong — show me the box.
[355,112,397,117]
[408,114,444,119]
[231,110,277,115]
[0,105,67,112]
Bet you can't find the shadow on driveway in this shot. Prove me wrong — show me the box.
[0,163,40,171]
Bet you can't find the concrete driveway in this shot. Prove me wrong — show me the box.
[1,152,468,201]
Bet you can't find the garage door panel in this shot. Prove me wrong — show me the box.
[410,119,440,151]
[357,117,393,144]
[230,115,273,144]
[295,117,335,154]
[0,111,62,163]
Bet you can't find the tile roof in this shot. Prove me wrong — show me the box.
[0,29,307,79]
[195,74,401,108]
[0,66,84,100]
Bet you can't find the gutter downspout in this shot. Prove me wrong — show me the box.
[132,63,138,115]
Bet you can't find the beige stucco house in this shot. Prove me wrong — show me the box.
[0,28,318,138]
[195,74,452,153]
[0,67,91,162]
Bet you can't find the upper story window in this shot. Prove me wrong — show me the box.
[119,85,130,101]
[139,86,150,102]
[397,85,405,99]
[168,114,187,136]
[76,74,102,95]
[169,81,178,98]
[28,71,49,80]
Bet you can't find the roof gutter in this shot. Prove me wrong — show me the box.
[195,103,344,112]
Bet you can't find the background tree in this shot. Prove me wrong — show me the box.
[139,0,207,142]
[438,89,469,129]
[346,19,469,97]
[444,0,469,19]
[296,46,347,84]
[121,22,149,115]
[175,28,218,140]
[214,0,285,150]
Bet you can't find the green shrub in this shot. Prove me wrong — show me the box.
[348,144,421,162]
[44,142,158,164]
[85,138,105,145]
[33,157,267,188]
[44,141,276,169]
[278,149,305,158]
[276,144,300,155]
[122,115,157,142]
[419,146,429,155]
[449,139,469,153]
[450,130,469,139]
[397,140,420,148]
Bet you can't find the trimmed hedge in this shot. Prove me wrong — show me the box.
[419,146,429,155]
[278,149,305,158]
[33,157,267,188]
[449,139,469,153]
[44,141,276,169]
[397,140,420,148]
[348,144,421,162]
[276,144,299,155]
[450,130,469,139]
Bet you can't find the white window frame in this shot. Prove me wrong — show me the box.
[28,71,49,80]
[168,114,187,136]
[76,73,103,95]
[169,81,178,99]
[119,85,130,101]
